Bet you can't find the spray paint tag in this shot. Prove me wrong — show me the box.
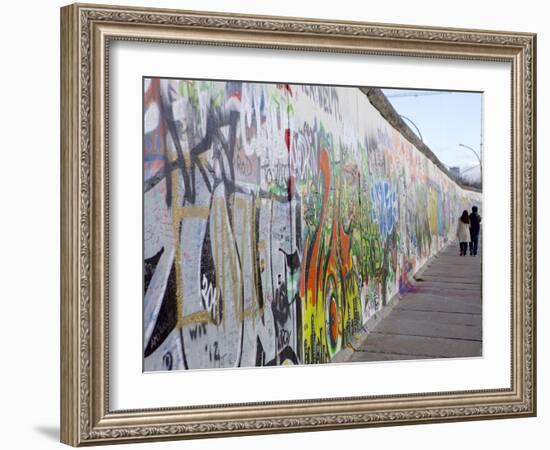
[171,97,188,121]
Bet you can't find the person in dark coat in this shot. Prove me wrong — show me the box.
[468,206,482,256]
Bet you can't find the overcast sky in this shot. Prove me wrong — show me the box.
[381,88,482,181]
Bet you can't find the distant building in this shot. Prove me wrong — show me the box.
[449,166,461,178]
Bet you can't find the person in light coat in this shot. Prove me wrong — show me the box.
[456,210,471,256]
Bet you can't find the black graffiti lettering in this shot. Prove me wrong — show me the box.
[163,352,173,370]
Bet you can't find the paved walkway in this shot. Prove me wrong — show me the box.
[345,240,482,362]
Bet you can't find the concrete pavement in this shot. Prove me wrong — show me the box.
[340,240,482,363]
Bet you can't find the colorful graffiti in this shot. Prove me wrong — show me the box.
[142,78,481,371]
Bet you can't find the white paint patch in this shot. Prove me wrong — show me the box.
[144,101,160,134]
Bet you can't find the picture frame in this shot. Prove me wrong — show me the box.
[60,2,536,446]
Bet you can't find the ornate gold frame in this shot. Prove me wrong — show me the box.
[60,3,536,446]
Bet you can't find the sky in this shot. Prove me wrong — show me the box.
[381,88,482,182]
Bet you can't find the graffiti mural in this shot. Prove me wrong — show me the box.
[143,78,481,371]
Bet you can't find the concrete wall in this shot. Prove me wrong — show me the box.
[143,78,482,370]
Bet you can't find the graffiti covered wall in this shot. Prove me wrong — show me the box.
[143,78,482,371]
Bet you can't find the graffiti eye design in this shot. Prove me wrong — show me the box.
[163,352,173,371]
[324,274,342,356]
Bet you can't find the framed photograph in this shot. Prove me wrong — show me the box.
[60,3,536,446]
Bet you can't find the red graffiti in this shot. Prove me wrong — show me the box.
[300,149,331,306]
[285,128,291,152]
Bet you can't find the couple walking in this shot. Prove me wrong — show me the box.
[457,206,482,256]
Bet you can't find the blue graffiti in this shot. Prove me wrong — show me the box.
[371,181,398,239]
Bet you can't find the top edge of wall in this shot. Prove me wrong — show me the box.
[360,87,481,195]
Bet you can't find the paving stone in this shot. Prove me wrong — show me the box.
[412,280,481,291]
[373,317,482,341]
[395,297,482,315]
[347,351,430,362]
[357,332,482,358]
[387,309,481,327]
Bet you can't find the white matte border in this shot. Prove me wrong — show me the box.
[110,41,511,411]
